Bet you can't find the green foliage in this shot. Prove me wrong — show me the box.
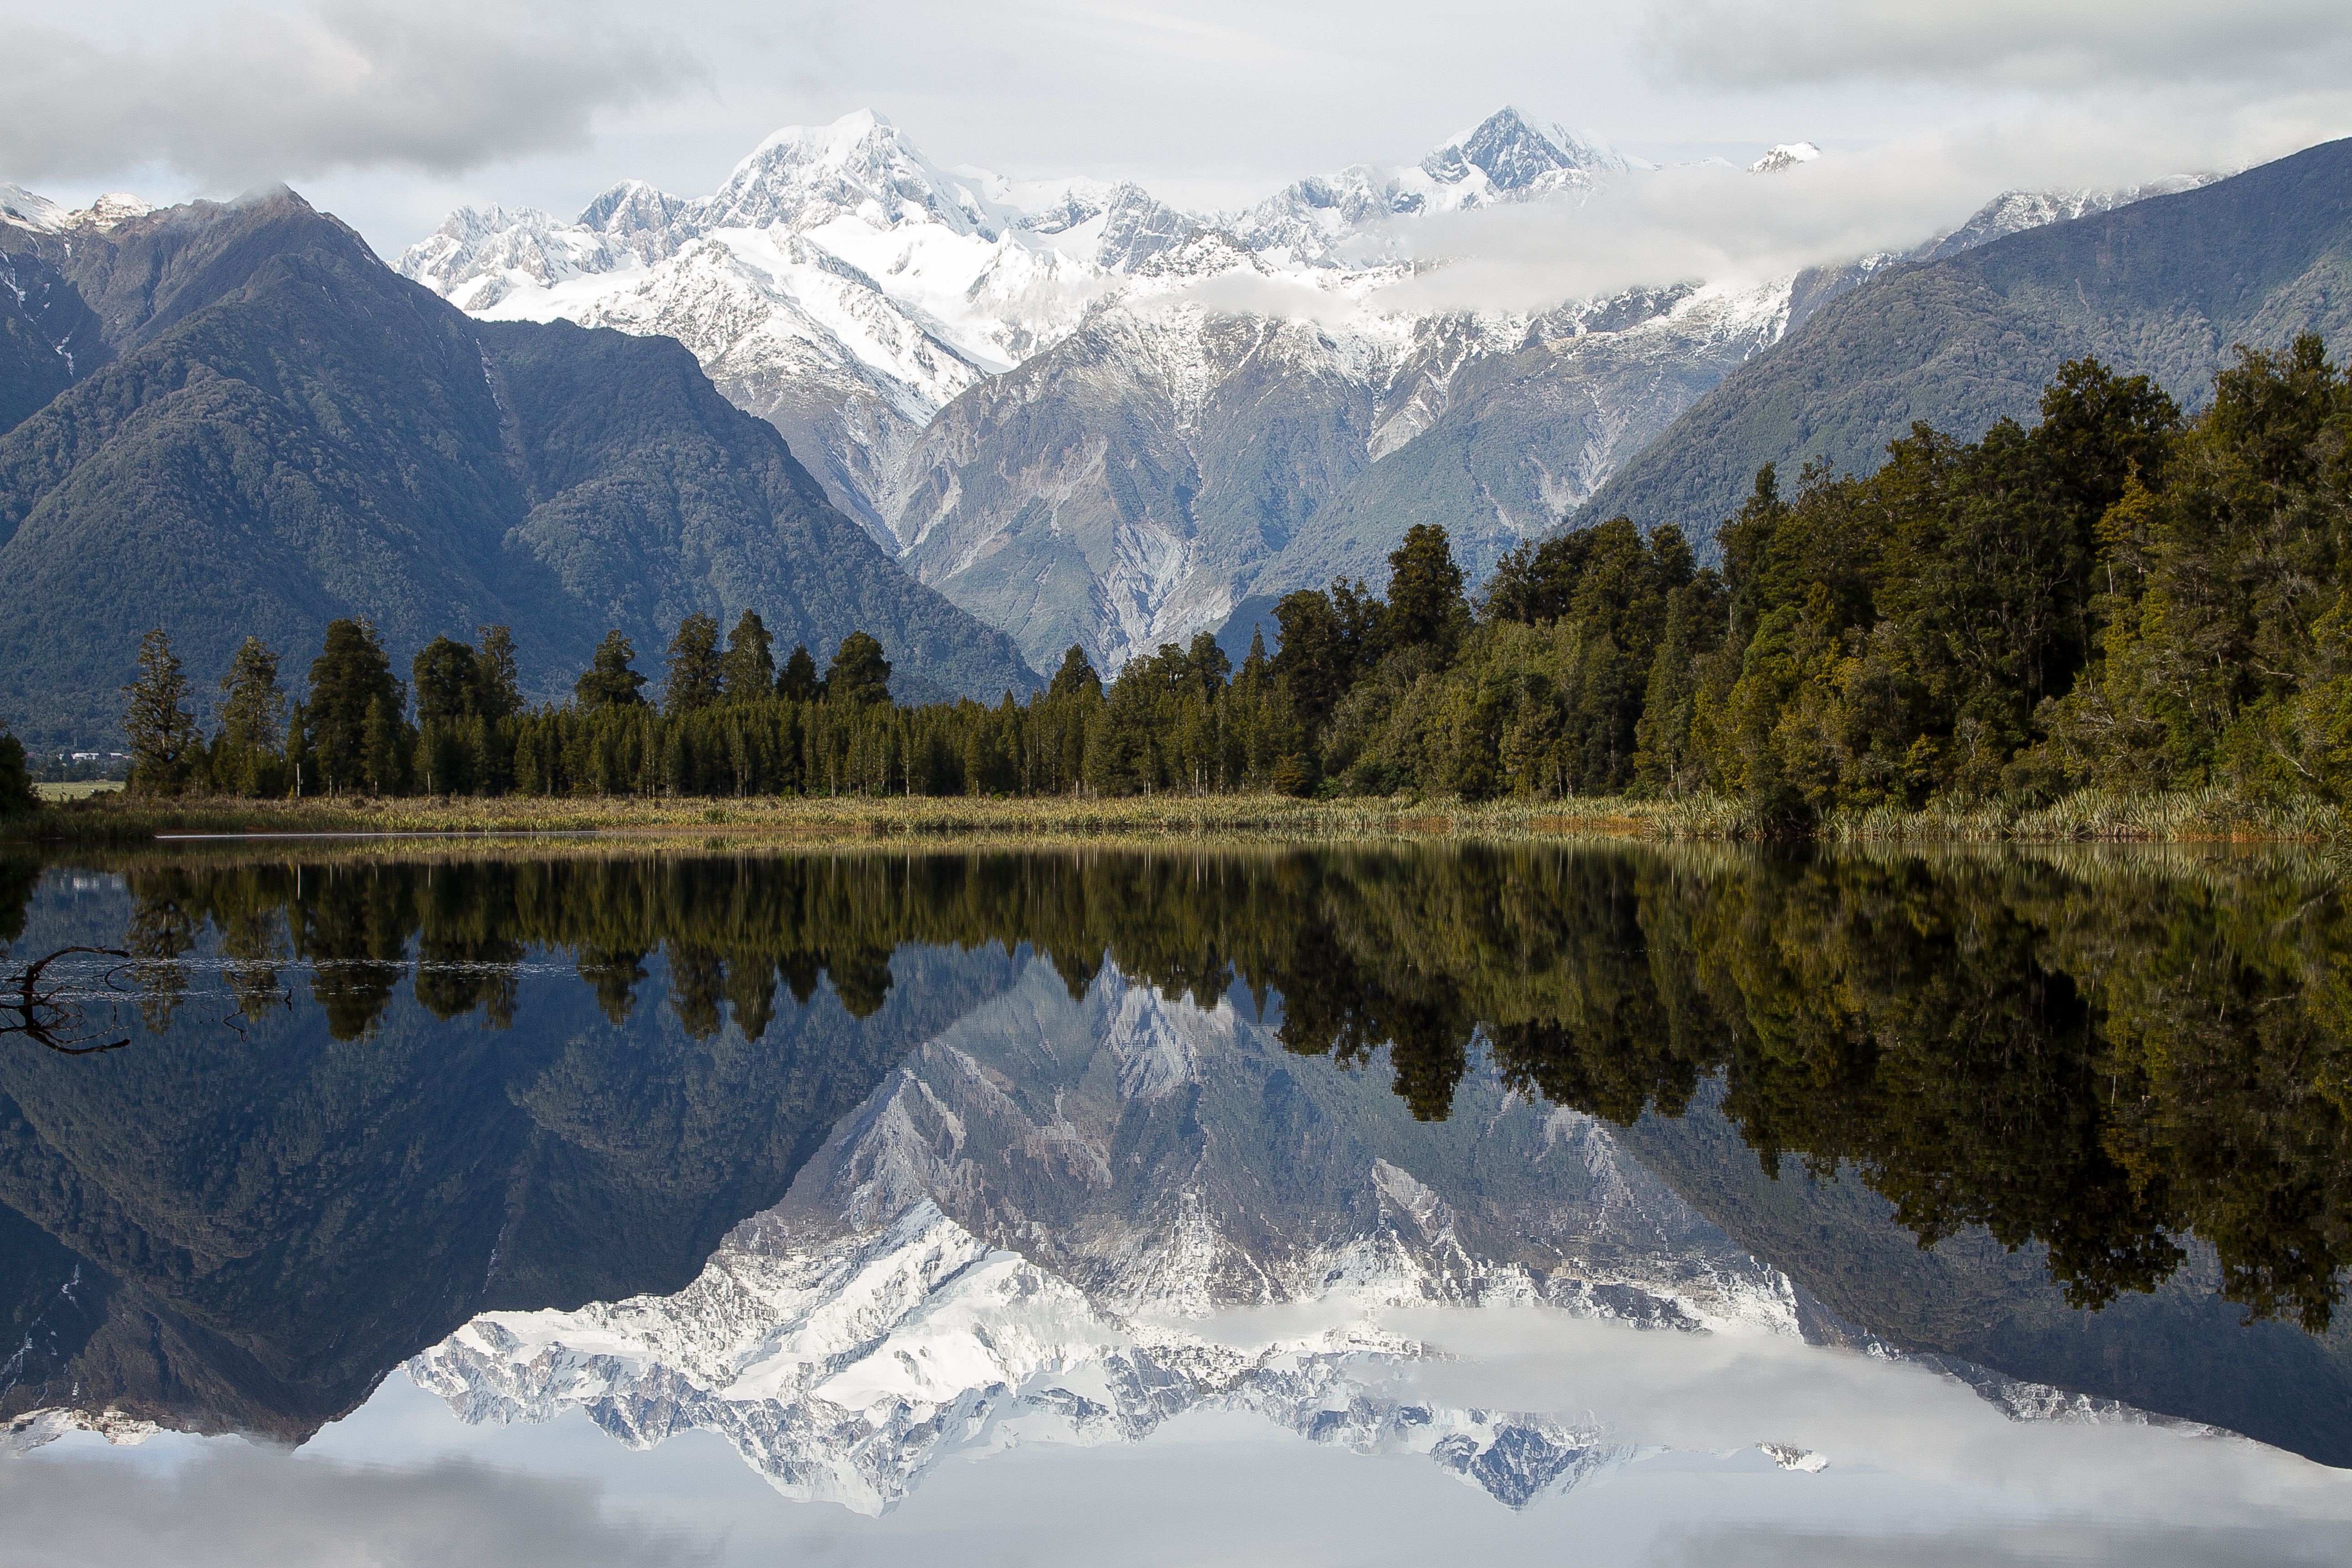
[212,636,288,797]
[719,612,775,703]
[1382,522,1468,656]
[306,620,408,796]
[1048,644,1102,700]
[0,724,34,815]
[120,629,200,797]
[776,644,821,703]
[575,630,648,713]
[665,614,724,716]
[825,632,892,708]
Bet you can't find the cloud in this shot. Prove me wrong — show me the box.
[1640,0,2352,90]
[1643,1523,2344,1568]
[0,1443,719,1568]
[1357,89,2352,314]
[0,2,706,187]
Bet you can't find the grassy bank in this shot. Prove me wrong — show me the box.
[4,785,2340,849]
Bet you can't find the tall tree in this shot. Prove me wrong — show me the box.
[776,644,822,703]
[215,636,288,796]
[1048,644,1102,700]
[1384,523,1467,656]
[0,724,35,816]
[720,611,776,703]
[306,620,405,795]
[575,631,648,712]
[412,637,482,724]
[217,637,286,755]
[121,628,200,796]
[826,632,892,707]
[475,625,523,719]
[666,614,724,715]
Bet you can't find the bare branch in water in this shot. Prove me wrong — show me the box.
[3,947,134,1055]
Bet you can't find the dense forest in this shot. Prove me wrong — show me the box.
[84,338,2352,825]
[49,844,2352,1338]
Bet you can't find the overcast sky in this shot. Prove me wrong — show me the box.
[5,0,2352,265]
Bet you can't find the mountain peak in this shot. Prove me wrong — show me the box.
[1748,142,1823,175]
[1423,107,1628,191]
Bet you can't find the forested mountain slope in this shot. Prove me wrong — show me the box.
[0,192,1036,745]
[1581,136,2352,541]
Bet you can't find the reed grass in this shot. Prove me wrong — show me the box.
[6,783,2340,849]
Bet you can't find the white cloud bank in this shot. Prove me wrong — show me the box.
[0,1,705,186]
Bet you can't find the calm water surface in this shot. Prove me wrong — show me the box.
[1,844,2347,1565]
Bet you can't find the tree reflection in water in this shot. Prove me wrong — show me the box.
[10,843,2350,1335]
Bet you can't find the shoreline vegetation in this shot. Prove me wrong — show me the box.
[9,341,2352,850]
[6,782,2339,849]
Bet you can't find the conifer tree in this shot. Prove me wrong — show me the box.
[776,644,822,703]
[575,631,648,711]
[215,636,288,796]
[307,620,407,794]
[826,632,892,707]
[0,724,35,816]
[122,628,200,796]
[1383,523,1467,655]
[666,614,725,714]
[475,625,523,718]
[1048,644,1102,699]
[412,637,482,724]
[720,611,776,702]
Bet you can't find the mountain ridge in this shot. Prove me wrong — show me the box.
[1577,136,2352,540]
[0,189,1038,743]
[391,108,2219,674]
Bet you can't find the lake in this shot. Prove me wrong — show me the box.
[2,843,2347,1564]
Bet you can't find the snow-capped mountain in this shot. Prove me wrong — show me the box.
[400,110,2207,674]
[0,185,152,233]
[405,955,2179,1513]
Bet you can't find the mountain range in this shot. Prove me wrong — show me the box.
[6,111,2350,741]
[0,185,1036,744]
[1581,133,2352,536]
[399,109,2212,674]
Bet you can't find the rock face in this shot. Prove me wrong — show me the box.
[403,959,1821,1513]
[396,109,2185,673]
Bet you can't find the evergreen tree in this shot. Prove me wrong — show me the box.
[720,611,776,702]
[475,625,523,719]
[1384,523,1467,655]
[0,724,35,816]
[412,636,482,723]
[1048,644,1102,699]
[121,628,200,796]
[215,636,288,797]
[666,614,724,715]
[776,644,822,703]
[306,620,406,795]
[826,632,892,707]
[575,630,648,712]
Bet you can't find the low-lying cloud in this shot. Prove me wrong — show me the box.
[1641,0,2352,90]
[0,1443,717,1568]
[0,1,705,187]
[1355,90,2352,315]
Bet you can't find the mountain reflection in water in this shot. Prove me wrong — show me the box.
[2,843,2349,1498]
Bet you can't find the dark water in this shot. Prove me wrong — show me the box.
[2,844,2348,1563]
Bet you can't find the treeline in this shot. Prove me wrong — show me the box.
[80,845,2352,1331]
[107,339,2352,819]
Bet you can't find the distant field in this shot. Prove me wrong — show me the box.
[34,781,125,801]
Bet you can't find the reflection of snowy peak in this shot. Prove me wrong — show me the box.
[408,958,1800,1513]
